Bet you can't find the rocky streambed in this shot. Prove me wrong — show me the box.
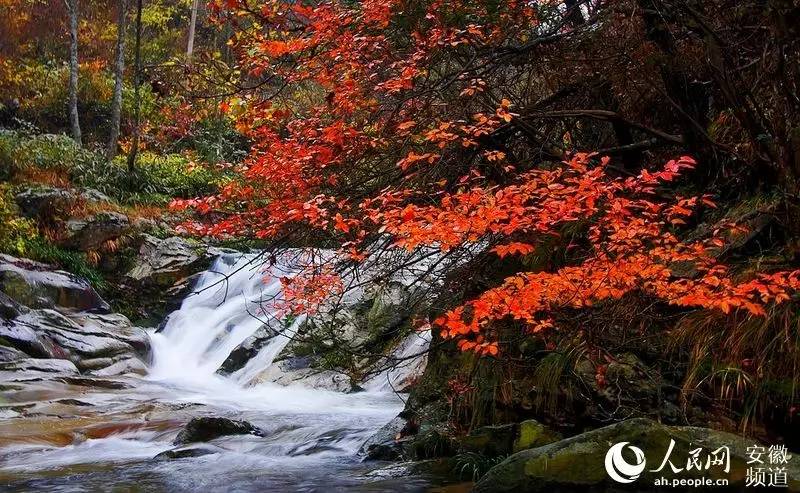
[0,251,444,492]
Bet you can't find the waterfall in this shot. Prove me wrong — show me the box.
[147,252,293,385]
[146,250,431,395]
[364,328,432,392]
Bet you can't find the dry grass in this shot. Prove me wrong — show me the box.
[671,304,800,430]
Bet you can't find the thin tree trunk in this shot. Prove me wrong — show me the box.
[106,0,128,161]
[126,0,143,172]
[187,0,199,61]
[65,0,81,144]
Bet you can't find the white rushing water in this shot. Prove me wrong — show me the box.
[0,251,435,492]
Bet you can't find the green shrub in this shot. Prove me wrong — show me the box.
[25,238,107,291]
[73,152,222,205]
[0,130,99,173]
[0,184,38,257]
[169,116,250,164]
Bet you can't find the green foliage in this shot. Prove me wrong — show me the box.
[25,238,108,291]
[0,130,99,174]
[0,183,105,289]
[75,152,221,205]
[0,130,222,205]
[0,184,38,256]
[170,116,250,164]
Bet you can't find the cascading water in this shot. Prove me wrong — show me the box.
[0,252,435,492]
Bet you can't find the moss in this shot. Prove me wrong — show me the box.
[513,420,561,453]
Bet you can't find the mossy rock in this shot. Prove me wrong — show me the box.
[514,419,562,453]
[474,418,800,492]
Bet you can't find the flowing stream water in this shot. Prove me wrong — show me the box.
[0,253,440,492]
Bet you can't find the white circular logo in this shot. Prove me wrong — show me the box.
[605,442,646,483]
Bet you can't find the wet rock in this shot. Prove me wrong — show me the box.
[90,357,147,376]
[0,345,29,362]
[0,316,66,359]
[361,417,412,461]
[173,417,265,445]
[75,357,115,371]
[0,254,110,312]
[474,418,800,492]
[217,325,277,375]
[248,360,352,392]
[0,291,27,320]
[359,416,418,462]
[0,358,78,374]
[1,308,149,372]
[154,444,223,460]
[13,309,133,359]
[67,312,151,358]
[64,212,130,251]
[59,376,131,389]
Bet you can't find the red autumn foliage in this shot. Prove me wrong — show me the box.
[175,0,800,356]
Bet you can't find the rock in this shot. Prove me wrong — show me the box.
[14,186,75,219]
[513,419,561,453]
[90,357,147,376]
[0,291,27,320]
[75,357,115,371]
[154,444,223,460]
[360,417,415,461]
[173,417,265,445]
[1,308,149,371]
[66,312,151,358]
[13,309,133,360]
[79,188,111,203]
[456,420,560,457]
[246,359,353,392]
[217,325,277,375]
[0,345,28,362]
[474,418,800,492]
[125,235,214,287]
[0,316,67,359]
[0,358,78,374]
[459,423,517,456]
[0,254,110,312]
[64,212,130,251]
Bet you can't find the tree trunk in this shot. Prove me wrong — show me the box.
[187,0,199,61]
[126,0,143,172]
[106,0,128,161]
[65,0,81,144]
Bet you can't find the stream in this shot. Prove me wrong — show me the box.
[0,253,442,492]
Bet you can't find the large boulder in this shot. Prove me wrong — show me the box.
[457,420,560,457]
[0,254,110,312]
[14,186,76,219]
[173,417,265,445]
[0,307,150,372]
[217,325,277,375]
[14,186,111,220]
[246,357,353,392]
[64,212,130,251]
[125,235,216,287]
[474,418,800,492]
